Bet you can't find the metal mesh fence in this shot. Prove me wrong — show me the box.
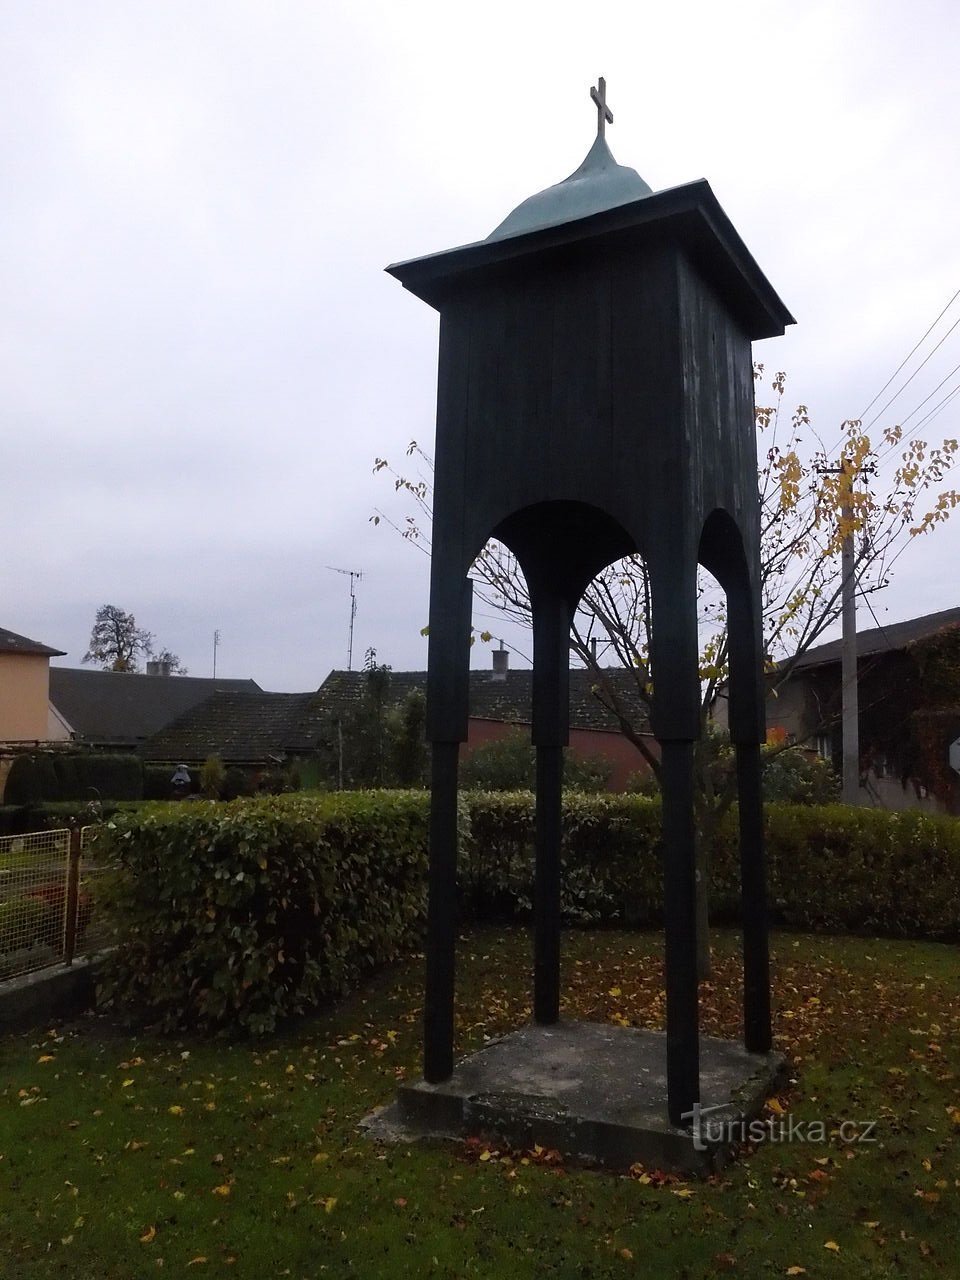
[0,826,114,982]
[0,829,72,981]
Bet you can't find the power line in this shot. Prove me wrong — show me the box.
[863,310,960,432]
[821,287,960,463]
[875,359,960,463]
[858,286,960,423]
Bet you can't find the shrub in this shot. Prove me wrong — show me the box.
[94,791,960,1035]
[95,792,430,1035]
[36,755,61,802]
[73,754,143,801]
[762,747,839,805]
[3,752,144,803]
[563,752,614,793]
[200,755,226,799]
[143,765,176,800]
[2,756,42,806]
[222,766,253,801]
[460,731,613,794]
[53,755,81,799]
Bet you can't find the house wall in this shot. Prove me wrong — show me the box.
[463,717,655,791]
[46,700,73,742]
[0,653,52,742]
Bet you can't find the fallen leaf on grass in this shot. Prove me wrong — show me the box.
[824,1240,840,1252]
[212,1184,232,1198]
[785,1267,806,1275]
[139,1225,156,1244]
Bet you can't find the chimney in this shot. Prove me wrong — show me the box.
[159,659,172,677]
[146,660,160,676]
[492,643,509,681]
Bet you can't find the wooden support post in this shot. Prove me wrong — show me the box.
[736,741,772,1053]
[424,742,459,1083]
[660,740,700,1126]
[534,744,563,1024]
[63,827,81,966]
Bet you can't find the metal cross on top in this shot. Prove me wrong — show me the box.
[590,76,613,138]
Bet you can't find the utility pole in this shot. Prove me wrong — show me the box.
[326,567,363,670]
[212,629,220,680]
[817,458,875,805]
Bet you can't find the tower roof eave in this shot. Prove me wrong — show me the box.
[386,178,796,341]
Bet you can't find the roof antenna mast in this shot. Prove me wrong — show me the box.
[326,566,363,670]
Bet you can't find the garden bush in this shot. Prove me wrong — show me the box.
[2,751,145,805]
[95,792,430,1034]
[73,753,143,801]
[94,791,960,1035]
[143,764,177,800]
[3,756,42,806]
[460,730,613,793]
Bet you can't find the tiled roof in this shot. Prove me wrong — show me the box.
[315,667,650,733]
[48,667,262,746]
[0,626,66,658]
[138,665,652,765]
[141,691,320,763]
[788,606,960,672]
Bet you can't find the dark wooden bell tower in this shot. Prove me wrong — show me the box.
[388,82,794,1126]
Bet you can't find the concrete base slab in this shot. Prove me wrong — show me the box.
[364,1021,786,1175]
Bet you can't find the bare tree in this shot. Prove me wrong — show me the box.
[83,604,187,674]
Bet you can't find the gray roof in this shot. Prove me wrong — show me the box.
[487,135,654,243]
[0,626,65,658]
[48,667,262,746]
[316,667,650,734]
[137,665,653,766]
[140,691,320,764]
[789,606,960,672]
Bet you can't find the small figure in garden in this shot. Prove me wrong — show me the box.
[170,764,192,800]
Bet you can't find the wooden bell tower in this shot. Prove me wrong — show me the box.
[388,81,794,1126]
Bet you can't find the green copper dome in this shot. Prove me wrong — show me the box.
[487,135,654,243]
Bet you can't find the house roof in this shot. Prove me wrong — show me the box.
[140,691,319,763]
[0,626,66,658]
[138,664,653,765]
[788,606,960,672]
[48,667,262,746]
[315,666,651,734]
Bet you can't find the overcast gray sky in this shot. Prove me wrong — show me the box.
[2,0,958,690]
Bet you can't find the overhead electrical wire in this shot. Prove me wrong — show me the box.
[862,310,960,432]
[858,286,960,423]
[821,287,960,462]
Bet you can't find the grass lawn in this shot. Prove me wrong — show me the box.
[1,927,958,1279]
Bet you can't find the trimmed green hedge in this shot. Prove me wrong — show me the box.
[93,792,960,1035]
[3,752,144,805]
[96,793,429,1035]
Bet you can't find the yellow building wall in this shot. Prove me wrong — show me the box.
[0,652,52,741]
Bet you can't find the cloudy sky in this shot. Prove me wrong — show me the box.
[2,0,958,690]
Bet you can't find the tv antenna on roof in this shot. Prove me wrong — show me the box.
[326,566,363,670]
